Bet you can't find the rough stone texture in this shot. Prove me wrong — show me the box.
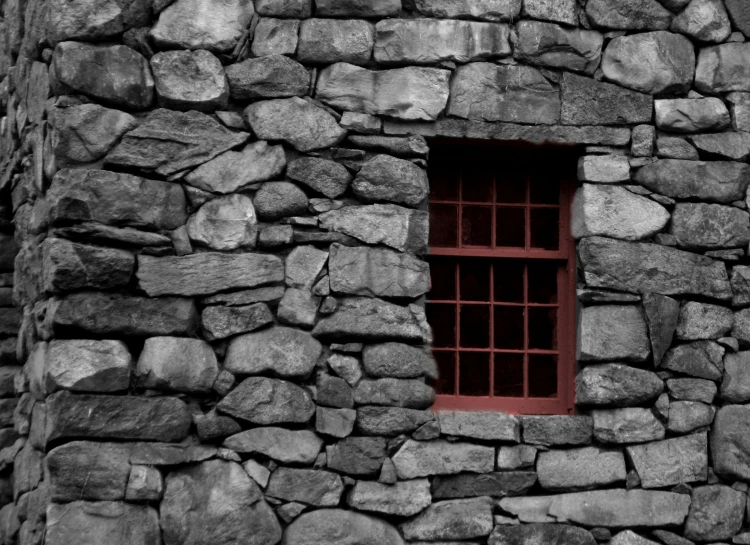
[352,155,428,207]
[586,0,672,30]
[353,378,434,409]
[42,339,131,394]
[316,63,451,122]
[690,132,750,161]
[578,305,650,363]
[41,238,134,293]
[362,343,436,379]
[515,22,602,75]
[668,401,714,433]
[266,468,343,507]
[695,43,750,94]
[287,157,352,199]
[537,447,626,491]
[725,0,750,36]
[670,203,750,250]
[676,301,734,340]
[326,436,387,476]
[255,0,311,17]
[136,337,218,393]
[711,405,750,480]
[626,433,708,488]
[286,246,329,290]
[523,0,577,25]
[47,0,150,44]
[720,351,750,403]
[576,364,664,406]
[684,485,746,542]
[226,55,309,100]
[186,194,258,251]
[522,416,593,446]
[490,525,596,545]
[217,377,315,424]
[150,49,228,112]
[224,326,321,379]
[283,509,405,545]
[412,0,522,21]
[592,408,666,444]
[671,0,731,42]
[299,19,374,65]
[46,441,131,501]
[46,501,160,545]
[347,479,432,517]
[439,411,520,442]
[662,341,725,380]
[578,155,631,183]
[432,472,536,499]
[643,294,680,367]
[254,182,309,221]
[667,378,717,403]
[392,440,495,479]
[400,497,494,541]
[655,98,731,133]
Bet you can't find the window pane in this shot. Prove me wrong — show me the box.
[528,354,557,398]
[494,306,524,350]
[528,307,558,350]
[528,262,558,304]
[430,259,456,301]
[495,207,525,248]
[459,352,490,396]
[459,260,490,301]
[495,168,526,204]
[461,205,492,247]
[427,303,456,348]
[460,305,490,348]
[530,179,559,205]
[429,165,459,201]
[462,167,493,202]
[493,261,524,303]
[430,204,458,248]
[494,353,524,397]
[432,351,456,395]
[530,208,559,250]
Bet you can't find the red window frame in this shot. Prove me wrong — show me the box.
[426,142,577,415]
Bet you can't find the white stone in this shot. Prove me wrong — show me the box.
[577,155,631,183]
[655,98,731,133]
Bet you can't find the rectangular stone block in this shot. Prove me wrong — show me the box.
[626,433,708,489]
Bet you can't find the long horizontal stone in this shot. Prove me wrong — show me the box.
[136,253,284,296]
[46,501,160,545]
[633,159,750,203]
[626,433,708,489]
[438,411,520,441]
[411,0,522,21]
[392,439,495,479]
[432,472,536,499]
[561,72,653,125]
[537,447,626,491]
[515,21,603,75]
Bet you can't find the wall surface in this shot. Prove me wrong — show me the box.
[2,0,750,544]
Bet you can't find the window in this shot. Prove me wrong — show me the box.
[426,143,576,415]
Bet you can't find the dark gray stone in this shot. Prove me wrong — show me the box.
[253,182,309,221]
[667,378,717,403]
[287,157,352,199]
[299,19,374,65]
[635,160,750,203]
[662,341,724,380]
[522,415,593,445]
[684,485,746,542]
[47,441,131,501]
[578,305,650,363]
[695,43,750,94]
[326,436,387,476]
[515,21,602,75]
[201,286,285,307]
[200,303,273,342]
[47,0,150,43]
[577,364,664,406]
[315,0,400,17]
[561,73,653,126]
[46,502,160,545]
[626,433,708,488]
[676,301,734,340]
[592,408,665,444]
[720,351,750,402]
[150,49,228,112]
[711,404,750,480]
[733,308,750,346]
[223,427,323,464]
[255,0,310,17]
[537,447,626,491]
[400,497,493,541]
[50,223,172,248]
[735,267,750,307]
[352,155,428,207]
[412,0,522,21]
[283,509,405,545]
[432,472,536,498]
[490,524,596,545]
[226,55,309,100]
[217,376,315,424]
[267,468,343,507]
[356,406,435,436]
[317,374,354,409]
[353,378,434,409]
[725,0,750,37]
[362,342,436,379]
[41,238,133,293]
[690,132,750,162]
[586,0,672,30]
[643,293,680,367]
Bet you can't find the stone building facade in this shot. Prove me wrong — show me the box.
[2,0,750,543]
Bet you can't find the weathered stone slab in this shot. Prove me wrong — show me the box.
[626,433,708,488]
[224,326,321,379]
[43,339,131,394]
[577,364,664,406]
[284,509,405,545]
[136,253,283,297]
[217,377,315,424]
[226,55,309,100]
[695,43,750,94]
[578,155,631,183]
[50,223,172,248]
[412,0,522,21]
[52,41,154,109]
[298,19,374,65]
[586,0,672,30]
[353,379,433,409]
[676,301,734,340]
[655,98,730,133]
[711,404,750,480]
[314,0,399,17]
[400,498,493,541]
[326,436,387,476]
[432,472,536,499]
[690,132,750,161]
[352,154,428,207]
[356,406,435,436]
[186,194,257,251]
[578,305,650,363]
[362,343,436,379]
[668,400,714,433]
[46,501,160,545]
[250,17,299,56]
[392,440,494,479]
[47,0,149,44]
[515,22,602,75]
[150,49,228,112]
[522,416,593,446]
[537,447,626,491]
[267,468,343,507]
[662,340,724,380]
[720,351,750,402]
[656,136,699,160]
[565,73,653,126]
[348,479,431,517]
[287,157,352,199]
[136,337,218,394]
[578,237,731,300]
[667,378,717,403]
[255,0,310,17]
[725,0,750,36]
[490,525,596,545]
[224,427,322,464]
[201,302,273,341]
[635,160,750,204]
[105,108,249,177]
[316,63,450,121]
[41,238,134,293]
[448,63,560,125]
[592,408,665,444]
[684,485,746,542]
[47,169,187,230]
[439,411,519,441]
[601,31,695,94]
[47,441,131,501]
[523,0,578,25]
[347,135,428,158]
[671,0,731,42]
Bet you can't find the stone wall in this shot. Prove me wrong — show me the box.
[2,0,750,544]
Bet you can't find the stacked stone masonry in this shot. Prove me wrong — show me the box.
[4,0,750,544]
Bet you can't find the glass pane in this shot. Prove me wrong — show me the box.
[430,204,458,248]
[529,179,559,205]
[494,306,524,350]
[462,167,493,202]
[459,352,490,396]
[429,165,459,201]
[528,354,558,398]
[496,207,525,248]
[461,205,492,247]
[430,259,456,301]
[494,261,524,303]
[494,352,524,397]
[528,262,559,304]
[427,303,456,348]
[432,351,456,395]
[459,304,490,348]
[495,167,526,204]
[459,260,490,301]
[530,208,559,250]
[528,307,557,350]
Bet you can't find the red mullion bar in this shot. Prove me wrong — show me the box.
[454,257,460,397]
[523,261,529,399]
[489,261,495,398]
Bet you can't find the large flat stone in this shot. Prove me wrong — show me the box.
[634,159,750,203]
[202,300,273,341]
[46,501,160,545]
[41,238,134,293]
[224,428,322,464]
[522,416,593,446]
[515,21,603,75]
[432,472,536,499]
[626,433,708,488]
[655,98,730,133]
[670,202,750,250]
[578,305,650,363]
[353,378,434,409]
[726,0,750,36]
[585,0,672,30]
[150,49,228,112]
[490,525,596,545]
[392,439,494,479]
[298,19,374,65]
[326,436,387,476]
[690,132,750,161]
[47,0,149,43]
[537,447,626,491]
[316,63,450,121]
[217,376,315,424]
[439,411,520,441]
[136,337,218,394]
[347,479,432,517]
[283,509,405,545]
[576,364,664,406]
[592,408,665,444]
[411,0,522,21]
[287,157,352,199]
[721,351,750,403]
[400,498,493,541]
[267,468,343,507]
[362,343,436,379]
[352,154,428,207]
[695,43,750,94]
[356,406,435,436]
[711,404,750,480]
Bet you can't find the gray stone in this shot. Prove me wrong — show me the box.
[286,245,328,290]
[195,412,241,442]
[356,406,435,436]
[643,294,680,367]
[412,0,521,21]
[432,472,536,499]
[340,112,382,134]
[314,0,400,17]
[105,108,249,177]
[610,531,660,545]
[392,439,494,479]
[226,55,309,100]
[283,509,405,545]
[254,181,309,221]
[352,155,428,207]
[52,223,173,248]
[47,0,149,43]
[245,98,346,152]
[400,497,493,541]
[326,436,387,476]
[522,416,593,446]
[316,63,450,121]
[317,374,354,409]
[150,0,254,52]
[696,43,750,94]
[137,253,283,297]
[187,194,258,251]
[537,447,626,491]
[578,237,732,300]
[690,132,750,161]
[255,0,310,17]
[319,204,428,253]
[671,203,750,251]
[578,155,631,183]
[656,136,699,160]
[725,0,750,37]
[217,377,315,424]
[685,485,746,542]
[287,157,352,199]
[515,21,603,75]
[41,339,131,394]
[662,341,724,380]
[223,427,323,464]
[727,92,750,131]
[577,364,664,406]
[278,288,320,328]
[299,19,374,65]
[490,525,596,545]
[497,445,538,469]
[720,351,750,402]
[161,460,280,545]
[667,400,714,433]
[47,441,131,501]
[347,135,429,158]
[655,98,730,133]
[316,407,356,438]
[578,305,650,363]
[201,286,285,307]
[251,18,299,57]
[267,468,343,507]
[667,378,717,403]
[632,125,656,157]
[733,308,750,345]
[522,0,577,25]
[362,343,436,379]
[448,63,560,125]
[676,301,734,340]
[52,41,154,109]
[439,411,519,441]
[586,0,672,30]
[150,49,228,112]
[136,337,218,394]
[601,31,695,94]
[41,238,134,293]
[347,479,431,517]
[46,502,160,545]
[126,466,163,501]
[626,433,708,488]
[201,303,273,341]
[572,185,669,241]
[51,104,136,167]
[353,379,434,409]
[592,408,666,444]
[671,0,731,42]
[711,405,750,480]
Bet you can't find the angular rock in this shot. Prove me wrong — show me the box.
[432,472,537,499]
[217,376,315,424]
[348,479,431,517]
[126,465,163,501]
[643,293,680,367]
[522,0,578,25]
[326,436,387,476]
[279,288,319,327]
[676,301,734,340]
[105,108,249,177]
[43,339,131,394]
[671,0,731,42]
[353,379,434,409]
[656,136,699,160]
[356,406,435,436]
[490,525,596,545]
[352,155,428,207]
[662,341,724,380]
[41,238,134,293]
[578,237,731,300]
[316,406,356,438]
[47,169,187,230]
[667,400,714,433]
[538,447,625,492]
[136,337,218,393]
[720,351,750,402]
[287,157,352,199]
[266,468,343,507]
[667,378,717,403]
[47,0,150,43]
[695,43,750,94]
[671,203,750,252]
[316,63,450,121]
[412,0,521,21]
[392,439,494,479]
[655,98,730,133]
[578,155,631,183]
[283,509,405,545]
[46,502,160,545]
[150,0,254,52]
[245,97,346,152]
[626,433,708,488]
[226,55,309,100]
[251,17,299,57]
[586,0,672,30]
[578,305,650,363]
[497,445,538,470]
[592,408,666,444]
[223,427,322,464]
[448,63,560,125]
[224,326,321,379]
[298,19,374,65]
[438,411,519,441]
[522,416,593,446]
[52,41,154,110]
[362,343,436,379]
[137,253,283,297]
[733,308,750,345]
[187,194,257,251]
[47,441,131,501]
[161,460,280,545]
[638,158,750,201]
[601,31,695,94]
[200,303,273,342]
[286,245,329,290]
[515,22,603,75]
[400,497,493,541]
[150,49,228,112]
[576,364,664,406]
[690,132,750,161]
